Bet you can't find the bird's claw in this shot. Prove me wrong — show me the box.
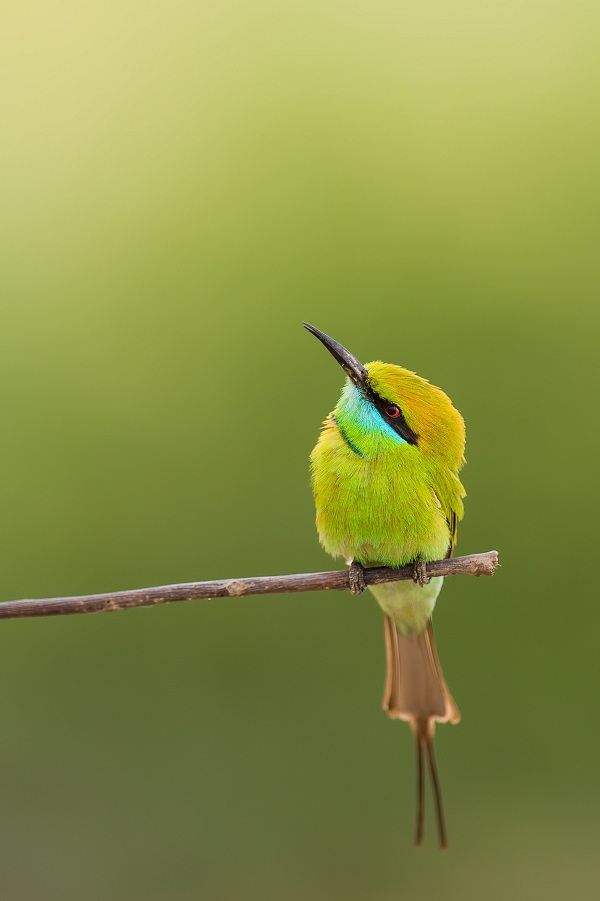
[413,560,430,587]
[348,561,367,595]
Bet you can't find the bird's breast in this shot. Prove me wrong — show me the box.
[310,418,450,567]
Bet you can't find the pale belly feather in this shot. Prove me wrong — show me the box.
[369,577,444,635]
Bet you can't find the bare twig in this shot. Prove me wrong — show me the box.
[0,551,498,622]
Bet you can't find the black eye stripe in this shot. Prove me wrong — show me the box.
[365,383,419,446]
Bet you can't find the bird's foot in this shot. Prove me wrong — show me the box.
[413,560,430,588]
[348,561,367,595]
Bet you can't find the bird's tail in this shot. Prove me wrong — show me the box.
[382,615,460,849]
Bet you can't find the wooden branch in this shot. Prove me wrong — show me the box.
[0,551,498,622]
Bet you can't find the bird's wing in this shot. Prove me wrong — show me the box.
[431,469,465,559]
[446,508,458,558]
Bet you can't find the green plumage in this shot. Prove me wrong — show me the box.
[311,361,465,633]
[305,325,466,848]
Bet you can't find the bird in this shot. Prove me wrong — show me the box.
[305,323,466,849]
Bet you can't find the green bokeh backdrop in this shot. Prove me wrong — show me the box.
[2,2,599,898]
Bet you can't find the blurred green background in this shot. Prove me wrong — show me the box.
[2,1,599,898]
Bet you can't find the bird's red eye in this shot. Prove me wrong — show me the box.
[386,405,400,418]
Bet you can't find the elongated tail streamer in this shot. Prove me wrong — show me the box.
[383,615,459,848]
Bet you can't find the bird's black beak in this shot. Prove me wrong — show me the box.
[303,323,368,389]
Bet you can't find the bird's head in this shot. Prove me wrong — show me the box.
[305,323,465,467]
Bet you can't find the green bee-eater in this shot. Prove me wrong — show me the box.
[306,324,466,849]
